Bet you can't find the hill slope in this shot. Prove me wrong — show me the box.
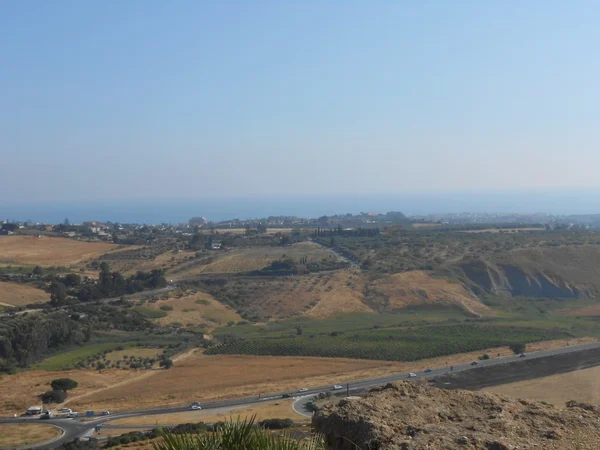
[314,381,600,449]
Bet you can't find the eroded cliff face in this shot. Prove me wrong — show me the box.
[312,381,600,450]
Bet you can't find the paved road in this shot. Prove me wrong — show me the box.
[3,340,599,449]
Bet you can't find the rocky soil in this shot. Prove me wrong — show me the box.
[312,381,600,449]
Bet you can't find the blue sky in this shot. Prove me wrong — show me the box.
[2,1,600,201]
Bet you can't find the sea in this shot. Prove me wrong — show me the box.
[1,190,600,225]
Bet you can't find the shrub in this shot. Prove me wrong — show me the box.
[509,342,527,354]
[258,418,295,429]
[51,378,79,391]
[41,389,67,404]
[160,305,174,311]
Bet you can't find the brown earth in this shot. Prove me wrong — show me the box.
[0,281,49,306]
[561,304,600,317]
[0,236,118,267]
[370,271,493,317]
[314,381,600,449]
[482,365,600,407]
[0,423,62,448]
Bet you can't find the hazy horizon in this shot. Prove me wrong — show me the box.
[4,189,600,224]
[3,1,600,202]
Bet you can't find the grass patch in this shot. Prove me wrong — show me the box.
[33,342,136,370]
[196,299,210,305]
[133,306,168,318]
[159,305,174,311]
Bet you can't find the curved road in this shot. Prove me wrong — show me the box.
[3,340,599,449]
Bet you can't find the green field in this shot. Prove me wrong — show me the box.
[207,324,571,361]
[33,342,137,370]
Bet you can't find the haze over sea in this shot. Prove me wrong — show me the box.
[2,189,600,225]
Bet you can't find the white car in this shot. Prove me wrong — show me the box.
[190,404,202,410]
[67,412,79,418]
[59,408,72,414]
[408,373,417,378]
[298,388,308,393]
[332,385,343,390]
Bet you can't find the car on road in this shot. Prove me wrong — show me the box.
[101,411,111,416]
[282,393,292,398]
[59,408,72,414]
[332,385,343,390]
[424,368,432,373]
[67,412,79,418]
[298,388,308,393]
[190,404,202,410]
[40,411,52,420]
[408,372,417,378]
[519,353,527,358]
[470,361,478,366]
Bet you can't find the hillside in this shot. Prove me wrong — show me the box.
[449,245,600,299]
[313,381,600,449]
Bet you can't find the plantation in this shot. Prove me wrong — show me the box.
[207,324,570,362]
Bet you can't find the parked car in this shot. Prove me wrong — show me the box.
[101,411,111,416]
[190,404,202,410]
[40,411,52,420]
[408,373,417,378]
[333,385,343,390]
[519,353,527,358]
[470,361,478,366]
[59,408,72,414]
[67,412,79,418]
[298,388,308,393]
[282,393,292,398]
[424,368,432,373]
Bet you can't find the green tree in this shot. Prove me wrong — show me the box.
[509,342,526,354]
[41,389,67,404]
[51,378,79,391]
[49,281,67,306]
[64,273,81,287]
[159,358,173,369]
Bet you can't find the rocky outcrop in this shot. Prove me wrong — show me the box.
[312,381,600,449]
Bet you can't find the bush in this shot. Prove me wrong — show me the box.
[159,358,174,369]
[509,342,527,354]
[258,418,295,429]
[41,389,67,404]
[160,305,174,311]
[51,378,79,391]
[479,354,490,360]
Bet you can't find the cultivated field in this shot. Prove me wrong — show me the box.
[482,365,600,407]
[148,291,242,329]
[0,423,62,448]
[0,236,118,267]
[169,242,340,278]
[109,399,304,427]
[200,271,369,319]
[0,281,49,306]
[369,271,493,316]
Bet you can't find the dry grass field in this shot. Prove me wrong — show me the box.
[0,236,118,267]
[109,399,305,427]
[169,242,339,278]
[561,304,600,317]
[0,423,62,448]
[482,365,600,407]
[370,271,493,316]
[148,292,242,329]
[304,271,373,318]
[0,368,137,415]
[0,281,49,306]
[105,348,163,364]
[61,338,590,413]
